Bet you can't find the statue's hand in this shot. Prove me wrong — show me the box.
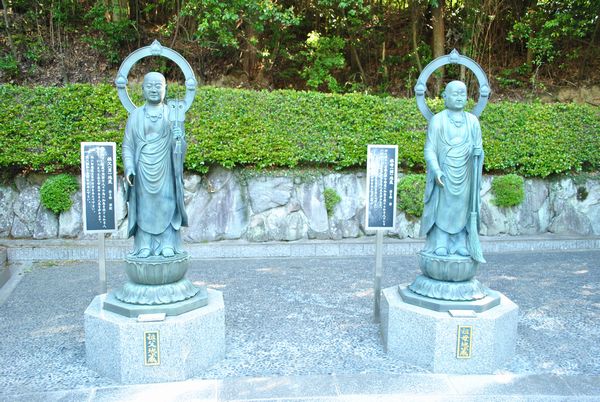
[436,172,445,187]
[125,170,135,186]
[172,125,183,140]
[473,147,483,156]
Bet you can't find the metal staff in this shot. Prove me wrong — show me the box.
[468,147,485,263]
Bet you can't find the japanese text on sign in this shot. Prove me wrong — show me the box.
[81,142,117,233]
[365,145,398,230]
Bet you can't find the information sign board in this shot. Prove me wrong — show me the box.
[365,145,398,230]
[81,142,117,233]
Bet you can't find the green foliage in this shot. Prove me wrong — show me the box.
[491,174,525,208]
[301,32,346,93]
[83,2,137,65]
[173,0,298,50]
[0,54,19,78]
[323,187,341,217]
[0,84,127,173]
[397,174,426,218]
[0,84,599,179]
[507,0,599,68]
[40,174,79,214]
[481,101,600,177]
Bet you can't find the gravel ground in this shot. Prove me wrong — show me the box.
[0,249,598,395]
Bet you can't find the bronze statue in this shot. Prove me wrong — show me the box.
[104,41,206,313]
[122,72,188,258]
[420,80,484,260]
[402,50,495,305]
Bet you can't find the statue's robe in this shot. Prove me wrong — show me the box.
[419,110,483,238]
[122,105,188,252]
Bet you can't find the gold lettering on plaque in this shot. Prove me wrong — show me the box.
[144,330,160,366]
[456,325,473,359]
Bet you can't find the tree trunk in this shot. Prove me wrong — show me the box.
[117,0,129,21]
[411,0,423,73]
[381,41,388,82]
[1,0,18,62]
[431,0,445,95]
[351,44,368,87]
[579,18,599,80]
[128,0,137,20]
[242,25,258,81]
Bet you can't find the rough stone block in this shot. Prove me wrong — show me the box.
[381,286,518,374]
[85,289,225,384]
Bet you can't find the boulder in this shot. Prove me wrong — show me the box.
[390,212,421,239]
[548,178,594,235]
[246,206,308,242]
[518,179,551,234]
[0,185,16,237]
[59,191,82,238]
[11,186,40,238]
[183,168,248,241]
[184,174,202,204]
[295,179,329,239]
[324,173,364,239]
[34,207,59,239]
[247,176,293,214]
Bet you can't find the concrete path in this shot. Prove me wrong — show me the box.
[0,237,599,401]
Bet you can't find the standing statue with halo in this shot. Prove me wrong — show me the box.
[380,50,518,374]
[401,49,501,309]
[104,40,208,315]
[85,42,225,384]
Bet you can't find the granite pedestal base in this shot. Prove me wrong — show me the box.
[381,286,518,374]
[84,289,225,384]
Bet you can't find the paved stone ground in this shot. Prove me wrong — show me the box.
[0,249,599,400]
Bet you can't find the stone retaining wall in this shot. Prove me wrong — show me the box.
[0,168,598,241]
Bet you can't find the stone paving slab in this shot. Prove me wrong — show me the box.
[2,374,598,401]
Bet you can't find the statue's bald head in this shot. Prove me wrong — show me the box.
[142,72,167,104]
[442,80,467,111]
[143,72,166,85]
[444,80,467,94]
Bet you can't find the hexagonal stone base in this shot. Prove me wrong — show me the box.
[381,285,518,374]
[84,289,225,384]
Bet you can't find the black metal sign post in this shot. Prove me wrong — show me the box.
[365,144,398,323]
[81,142,118,294]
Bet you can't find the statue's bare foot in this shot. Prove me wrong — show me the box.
[137,248,151,258]
[434,247,448,256]
[455,247,470,256]
[161,247,175,257]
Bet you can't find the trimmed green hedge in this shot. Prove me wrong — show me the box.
[1,84,599,177]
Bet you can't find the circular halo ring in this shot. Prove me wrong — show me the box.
[115,40,197,114]
[414,49,490,121]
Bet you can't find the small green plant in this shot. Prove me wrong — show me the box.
[0,54,19,79]
[40,174,79,214]
[397,174,426,218]
[323,187,341,217]
[491,174,525,208]
[576,186,588,202]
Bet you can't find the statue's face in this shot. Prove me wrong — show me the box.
[142,73,166,104]
[443,81,467,111]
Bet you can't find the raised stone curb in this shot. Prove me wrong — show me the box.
[1,235,599,262]
[0,246,9,288]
